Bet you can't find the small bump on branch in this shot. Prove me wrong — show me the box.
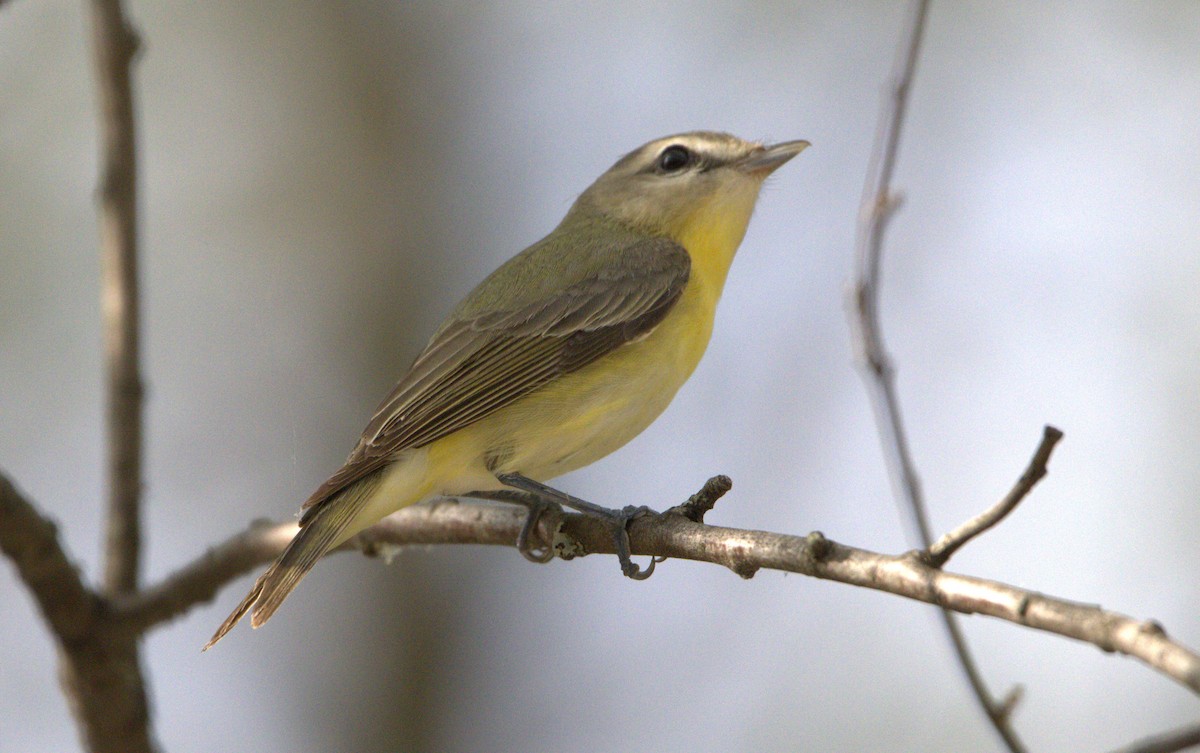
[668,474,733,523]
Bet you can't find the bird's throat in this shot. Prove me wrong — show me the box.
[672,187,760,304]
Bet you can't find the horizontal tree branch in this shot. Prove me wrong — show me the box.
[113,491,1200,698]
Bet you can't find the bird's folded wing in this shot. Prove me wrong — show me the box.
[298,236,690,522]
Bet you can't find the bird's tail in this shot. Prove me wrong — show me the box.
[203,474,382,650]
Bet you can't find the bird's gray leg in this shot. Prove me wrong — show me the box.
[459,488,559,564]
[493,472,659,580]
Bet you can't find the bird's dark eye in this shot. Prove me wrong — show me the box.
[656,144,691,173]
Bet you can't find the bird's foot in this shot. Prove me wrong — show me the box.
[494,472,662,580]
[460,488,561,563]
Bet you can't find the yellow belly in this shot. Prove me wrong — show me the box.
[423,274,718,495]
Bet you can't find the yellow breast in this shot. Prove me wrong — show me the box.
[427,185,761,491]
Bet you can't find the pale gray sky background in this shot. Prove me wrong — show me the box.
[2,2,1198,752]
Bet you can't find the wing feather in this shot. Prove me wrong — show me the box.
[298,235,689,523]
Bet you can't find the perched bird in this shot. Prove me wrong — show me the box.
[205,131,807,649]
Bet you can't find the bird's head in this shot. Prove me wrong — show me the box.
[572,131,808,243]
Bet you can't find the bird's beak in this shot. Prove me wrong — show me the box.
[736,140,810,176]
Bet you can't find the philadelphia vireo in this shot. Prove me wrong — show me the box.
[205,131,807,648]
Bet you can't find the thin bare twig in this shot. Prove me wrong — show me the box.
[928,425,1064,567]
[1106,723,1200,753]
[851,0,931,550]
[91,0,143,598]
[82,3,157,752]
[108,497,1200,697]
[848,2,1028,751]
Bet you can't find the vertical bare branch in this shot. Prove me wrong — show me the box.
[848,2,1028,752]
[852,0,932,546]
[89,0,143,597]
[79,2,158,752]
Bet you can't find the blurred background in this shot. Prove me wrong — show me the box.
[2,2,1198,751]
